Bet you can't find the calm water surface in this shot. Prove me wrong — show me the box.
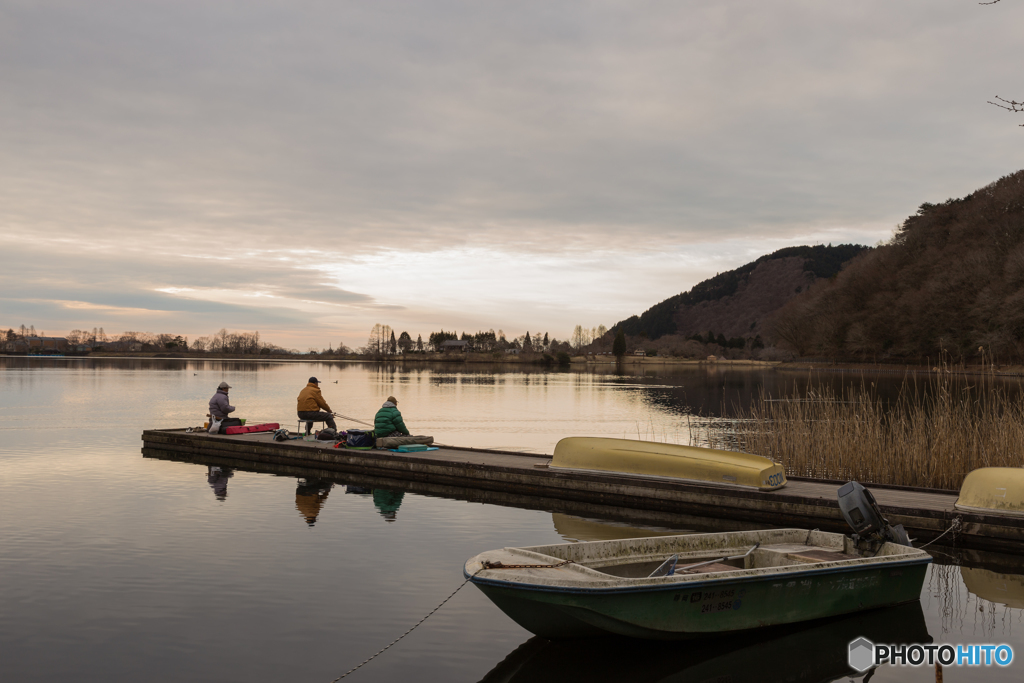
[1,358,1021,682]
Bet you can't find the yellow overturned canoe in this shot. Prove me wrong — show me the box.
[955,467,1024,518]
[550,437,787,491]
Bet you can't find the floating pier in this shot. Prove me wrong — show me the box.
[141,429,1024,553]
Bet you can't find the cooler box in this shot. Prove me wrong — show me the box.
[223,422,279,435]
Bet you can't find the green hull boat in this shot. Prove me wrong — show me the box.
[465,528,930,640]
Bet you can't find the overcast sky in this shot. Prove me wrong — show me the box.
[2,0,1022,350]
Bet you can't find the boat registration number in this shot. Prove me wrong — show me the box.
[766,473,784,487]
[677,588,744,614]
[700,599,739,614]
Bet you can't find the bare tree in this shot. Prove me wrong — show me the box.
[366,324,386,355]
[768,303,816,357]
[982,1,1021,124]
[571,325,585,351]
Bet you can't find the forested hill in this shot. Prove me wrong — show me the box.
[614,244,869,341]
[771,170,1024,362]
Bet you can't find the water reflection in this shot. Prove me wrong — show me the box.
[295,479,334,527]
[924,549,1024,643]
[343,485,405,522]
[961,567,1024,610]
[552,513,690,542]
[372,489,405,523]
[479,601,930,683]
[144,447,768,535]
[206,466,234,500]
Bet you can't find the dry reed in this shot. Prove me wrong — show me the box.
[711,371,1024,490]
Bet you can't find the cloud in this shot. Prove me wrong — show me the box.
[1,1,1022,346]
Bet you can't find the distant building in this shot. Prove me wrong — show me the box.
[505,348,520,355]
[633,349,645,356]
[440,340,470,353]
[26,336,68,353]
[707,355,717,362]
[4,340,29,353]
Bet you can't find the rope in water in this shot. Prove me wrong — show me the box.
[918,516,963,549]
[327,572,479,681]
[327,560,572,680]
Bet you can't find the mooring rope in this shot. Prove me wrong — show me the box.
[327,572,480,681]
[918,516,963,550]
[326,559,574,680]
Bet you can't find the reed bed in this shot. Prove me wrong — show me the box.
[709,372,1024,490]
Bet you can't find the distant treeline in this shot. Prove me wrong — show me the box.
[2,326,295,355]
[360,324,587,355]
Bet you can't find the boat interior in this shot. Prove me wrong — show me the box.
[588,542,862,578]
[472,529,928,584]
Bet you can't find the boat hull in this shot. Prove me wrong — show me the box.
[955,467,1024,518]
[472,560,928,640]
[550,437,786,491]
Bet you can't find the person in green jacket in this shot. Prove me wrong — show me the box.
[374,395,410,437]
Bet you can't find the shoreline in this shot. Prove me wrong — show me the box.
[7,352,1024,377]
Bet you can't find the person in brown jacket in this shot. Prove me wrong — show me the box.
[296,377,337,435]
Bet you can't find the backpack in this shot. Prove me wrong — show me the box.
[316,428,339,441]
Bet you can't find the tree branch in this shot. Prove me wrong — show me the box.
[989,96,1024,125]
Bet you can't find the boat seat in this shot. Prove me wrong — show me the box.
[678,562,740,575]
[785,549,859,563]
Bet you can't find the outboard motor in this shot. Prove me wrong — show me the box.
[838,481,911,553]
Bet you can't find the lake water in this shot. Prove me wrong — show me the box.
[1,357,1021,682]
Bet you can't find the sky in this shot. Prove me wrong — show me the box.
[1,0,1022,351]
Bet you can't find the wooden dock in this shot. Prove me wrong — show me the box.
[141,429,1024,553]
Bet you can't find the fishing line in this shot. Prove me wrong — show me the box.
[331,412,374,427]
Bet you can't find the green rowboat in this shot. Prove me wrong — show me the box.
[465,528,930,640]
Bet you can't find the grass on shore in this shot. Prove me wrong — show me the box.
[707,372,1024,490]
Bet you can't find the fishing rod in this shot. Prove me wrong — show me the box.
[331,412,374,428]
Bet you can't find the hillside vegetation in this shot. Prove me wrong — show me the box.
[771,170,1024,363]
[615,244,868,342]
